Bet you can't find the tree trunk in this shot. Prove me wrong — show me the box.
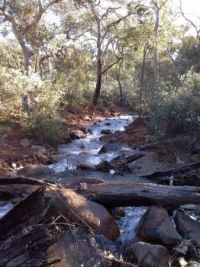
[90,57,102,114]
[116,63,123,104]
[75,182,200,208]
[12,24,33,75]
[152,1,160,99]
[139,44,148,116]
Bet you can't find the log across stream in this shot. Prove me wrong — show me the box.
[0,177,200,266]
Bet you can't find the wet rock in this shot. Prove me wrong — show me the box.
[69,129,86,139]
[96,160,131,173]
[99,143,122,154]
[110,207,125,219]
[79,126,92,135]
[136,206,181,247]
[78,163,96,170]
[20,138,31,147]
[123,241,170,267]
[17,165,54,178]
[175,210,200,247]
[105,122,111,126]
[101,129,112,135]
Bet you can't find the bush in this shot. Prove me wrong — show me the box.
[22,112,63,146]
[148,71,200,135]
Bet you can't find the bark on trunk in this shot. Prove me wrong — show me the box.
[12,24,33,75]
[116,63,123,104]
[139,44,148,116]
[75,182,200,208]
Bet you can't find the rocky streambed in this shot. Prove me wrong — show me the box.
[1,115,200,266]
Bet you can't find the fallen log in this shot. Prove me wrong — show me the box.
[75,182,200,208]
[143,161,200,180]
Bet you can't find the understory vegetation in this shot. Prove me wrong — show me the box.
[0,0,199,143]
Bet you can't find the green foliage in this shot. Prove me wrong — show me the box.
[22,113,63,146]
[148,71,200,135]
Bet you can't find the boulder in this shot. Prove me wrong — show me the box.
[175,210,200,247]
[55,187,120,240]
[99,143,122,154]
[69,129,86,139]
[135,206,181,247]
[17,165,54,178]
[123,241,170,267]
[79,126,92,135]
[78,163,96,170]
[101,129,112,135]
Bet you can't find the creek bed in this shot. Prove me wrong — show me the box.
[49,115,149,255]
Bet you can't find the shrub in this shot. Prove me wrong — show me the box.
[22,112,63,146]
[148,71,200,135]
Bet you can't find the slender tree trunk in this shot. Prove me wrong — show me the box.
[91,58,102,113]
[116,63,123,104]
[12,24,33,75]
[153,3,160,98]
[90,8,102,116]
[139,44,148,117]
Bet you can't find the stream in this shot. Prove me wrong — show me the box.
[49,115,148,255]
[49,115,148,183]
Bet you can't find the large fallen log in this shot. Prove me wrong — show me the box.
[74,181,200,208]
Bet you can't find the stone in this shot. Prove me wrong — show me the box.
[20,138,30,147]
[123,241,170,267]
[69,129,86,139]
[98,143,122,154]
[78,163,96,170]
[101,129,112,135]
[57,187,120,241]
[135,206,181,247]
[175,210,200,247]
[17,165,54,178]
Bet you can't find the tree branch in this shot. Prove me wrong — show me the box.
[101,57,122,75]
[179,0,200,38]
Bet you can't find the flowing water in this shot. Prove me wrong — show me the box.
[49,115,148,184]
[49,115,148,254]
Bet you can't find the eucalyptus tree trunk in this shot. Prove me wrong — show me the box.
[116,62,123,104]
[139,44,148,116]
[12,25,33,75]
[91,44,103,113]
[153,2,160,96]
